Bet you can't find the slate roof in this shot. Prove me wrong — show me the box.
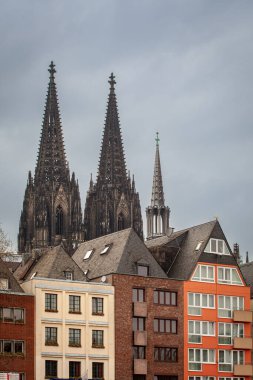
[15,245,86,282]
[0,257,24,292]
[72,228,167,280]
[240,262,253,297]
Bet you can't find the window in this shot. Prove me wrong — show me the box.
[137,264,149,276]
[55,206,64,235]
[0,307,24,323]
[69,361,81,378]
[0,340,24,355]
[189,377,215,380]
[83,249,94,260]
[133,346,146,359]
[45,360,57,377]
[188,293,215,315]
[218,296,244,318]
[188,321,215,343]
[154,347,178,362]
[218,267,243,285]
[192,265,215,282]
[0,374,25,380]
[92,297,103,315]
[218,323,244,345]
[133,317,145,331]
[154,318,177,334]
[0,278,8,289]
[101,244,111,254]
[218,378,245,380]
[132,288,145,302]
[69,295,81,313]
[92,362,103,379]
[45,293,57,312]
[204,238,230,255]
[218,350,244,372]
[154,290,177,306]
[65,271,73,280]
[45,327,57,345]
[188,349,215,371]
[92,330,104,347]
[69,329,81,347]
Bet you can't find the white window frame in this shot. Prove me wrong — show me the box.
[189,348,215,371]
[204,238,230,255]
[218,267,243,286]
[218,350,244,372]
[218,378,245,380]
[188,320,215,343]
[83,249,94,260]
[192,265,215,283]
[188,293,215,316]
[189,377,216,380]
[218,323,244,345]
[218,296,244,318]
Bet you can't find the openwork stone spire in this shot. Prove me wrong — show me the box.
[146,133,170,239]
[84,74,143,240]
[35,61,69,187]
[97,73,127,187]
[18,62,83,254]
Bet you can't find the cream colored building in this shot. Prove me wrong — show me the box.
[16,246,115,380]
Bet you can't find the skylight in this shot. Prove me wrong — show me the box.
[195,241,203,251]
[100,244,112,255]
[83,249,94,260]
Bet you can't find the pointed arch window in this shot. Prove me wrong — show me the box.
[56,206,64,235]
[118,212,125,231]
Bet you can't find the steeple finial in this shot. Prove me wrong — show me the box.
[155,131,160,146]
[108,73,116,92]
[48,61,56,80]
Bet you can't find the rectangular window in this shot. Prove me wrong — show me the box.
[45,327,57,345]
[188,348,215,371]
[69,329,81,347]
[92,362,104,379]
[133,346,146,359]
[137,264,149,276]
[65,271,73,280]
[45,360,57,377]
[69,361,81,377]
[188,293,215,315]
[154,290,177,306]
[133,317,145,331]
[218,350,244,372]
[154,318,177,334]
[154,347,178,362]
[189,377,216,380]
[218,323,244,345]
[188,321,215,343]
[132,288,145,302]
[69,295,81,313]
[45,293,57,312]
[218,267,243,285]
[0,340,24,355]
[0,307,24,323]
[192,265,215,282]
[218,296,244,318]
[0,278,8,289]
[92,330,104,347]
[218,378,245,380]
[92,297,104,315]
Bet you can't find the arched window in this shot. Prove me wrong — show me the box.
[118,212,125,231]
[56,206,64,235]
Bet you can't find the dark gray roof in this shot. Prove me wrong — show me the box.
[240,262,253,297]
[15,245,86,282]
[72,228,167,279]
[0,257,24,292]
[145,229,188,249]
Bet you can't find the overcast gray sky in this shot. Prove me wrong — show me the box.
[0,0,252,259]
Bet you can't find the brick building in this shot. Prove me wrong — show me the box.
[0,258,34,379]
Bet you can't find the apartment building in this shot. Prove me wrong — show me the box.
[15,246,114,380]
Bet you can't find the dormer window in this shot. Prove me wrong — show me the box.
[64,271,73,281]
[0,278,8,290]
[100,244,112,255]
[83,249,94,260]
[204,238,230,255]
[137,265,149,277]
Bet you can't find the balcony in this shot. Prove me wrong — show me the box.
[133,331,147,346]
[133,302,147,317]
[234,337,253,350]
[134,359,147,374]
[234,364,253,376]
[233,310,253,322]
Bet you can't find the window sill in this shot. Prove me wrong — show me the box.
[92,313,104,316]
[45,341,58,346]
[69,311,82,314]
[92,344,105,349]
[69,343,81,347]
[45,309,58,313]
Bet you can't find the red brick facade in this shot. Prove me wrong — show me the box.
[0,292,34,380]
[111,274,184,380]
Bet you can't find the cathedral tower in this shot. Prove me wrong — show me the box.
[146,133,170,239]
[18,62,83,253]
[84,74,143,240]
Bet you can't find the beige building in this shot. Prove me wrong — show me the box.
[15,246,115,380]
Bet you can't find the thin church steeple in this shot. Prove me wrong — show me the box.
[146,133,170,239]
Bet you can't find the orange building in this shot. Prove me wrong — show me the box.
[147,219,253,380]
